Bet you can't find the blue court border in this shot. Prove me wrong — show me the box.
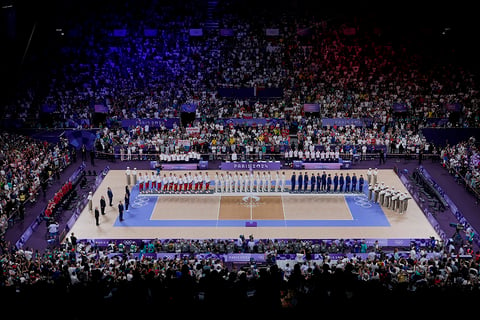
[114,184,390,228]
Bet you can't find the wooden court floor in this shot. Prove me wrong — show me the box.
[67,169,440,242]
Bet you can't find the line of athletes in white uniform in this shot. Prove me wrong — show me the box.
[214,171,288,193]
[136,171,289,194]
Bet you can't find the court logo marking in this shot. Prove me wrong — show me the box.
[240,195,262,208]
[131,196,150,208]
[353,195,372,208]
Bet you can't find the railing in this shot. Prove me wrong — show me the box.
[94,150,440,164]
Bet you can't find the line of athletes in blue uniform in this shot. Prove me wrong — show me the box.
[290,171,365,193]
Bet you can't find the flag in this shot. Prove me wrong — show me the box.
[343,27,356,36]
[303,103,320,112]
[144,28,158,37]
[220,28,234,36]
[94,104,109,113]
[445,103,462,112]
[189,28,203,36]
[113,29,127,37]
[392,103,408,113]
[266,28,279,36]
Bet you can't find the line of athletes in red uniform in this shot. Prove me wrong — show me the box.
[137,171,211,194]
[44,180,73,218]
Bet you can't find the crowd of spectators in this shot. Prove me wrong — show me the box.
[441,136,480,200]
[93,119,443,165]
[1,1,478,172]
[1,234,479,314]
[11,0,468,164]
[0,133,73,232]
[100,236,401,256]
[1,0,480,311]
[3,1,479,134]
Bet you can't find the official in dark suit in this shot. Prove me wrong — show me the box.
[94,207,100,225]
[118,200,124,222]
[379,148,386,164]
[124,192,130,211]
[100,196,106,215]
[107,187,114,206]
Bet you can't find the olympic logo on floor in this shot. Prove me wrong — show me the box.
[353,195,372,208]
[131,196,150,208]
[240,195,262,208]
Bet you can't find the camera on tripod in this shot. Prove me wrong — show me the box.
[449,223,464,231]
